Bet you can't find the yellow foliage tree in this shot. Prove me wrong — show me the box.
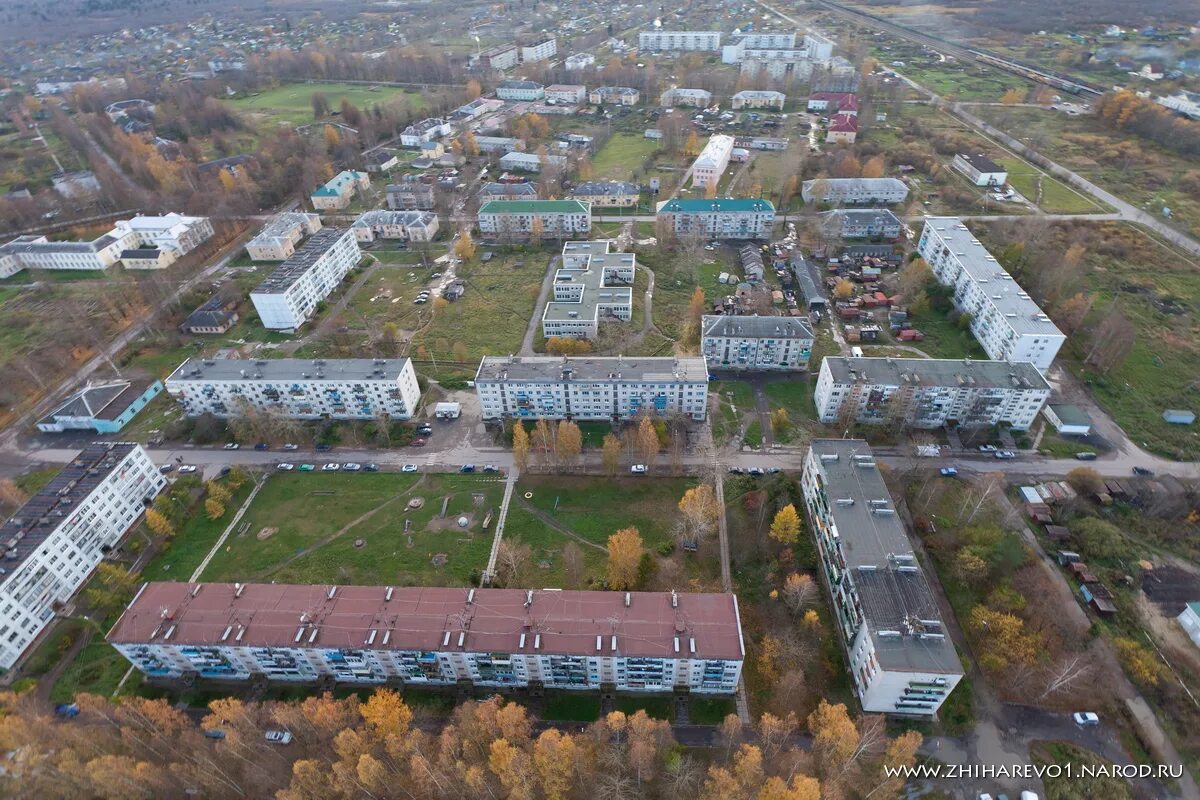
[204,497,226,521]
[770,504,801,544]
[454,230,477,261]
[512,422,530,471]
[606,527,645,590]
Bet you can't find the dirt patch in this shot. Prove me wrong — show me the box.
[431,553,448,567]
[1136,593,1200,677]
[256,527,278,541]
[427,514,474,532]
[406,497,425,510]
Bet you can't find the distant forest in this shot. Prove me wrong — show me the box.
[856,0,1199,34]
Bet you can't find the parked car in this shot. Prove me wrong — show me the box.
[631,464,647,474]
[994,450,1016,459]
[158,464,175,474]
[1133,466,1154,476]
[364,464,380,472]
[939,467,958,477]
[343,463,362,472]
[416,425,433,434]
[747,467,765,476]
[277,463,295,471]
[402,464,419,473]
[321,463,341,472]
[767,468,782,474]
[178,465,198,474]
[315,443,332,452]
[728,467,743,474]
[282,443,299,451]
[460,464,476,473]
[55,703,80,719]
[298,464,315,472]
[1074,452,1097,461]
[1072,711,1100,726]
[254,443,270,451]
[410,438,427,447]
[203,729,226,740]
[223,443,240,450]
[483,465,498,473]
[978,444,998,452]
[413,297,428,304]
[265,730,293,745]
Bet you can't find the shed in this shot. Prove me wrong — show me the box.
[1044,525,1071,542]
[1081,584,1117,616]
[1044,404,1093,436]
[1057,550,1081,566]
[1162,409,1195,425]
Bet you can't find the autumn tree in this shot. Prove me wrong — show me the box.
[1001,87,1025,104]
[769,504,801,544]
[555,420,583,466]
[968,605,1041,673]
[512,421,530,471]
[205,497,226,520]
[1114,637,1164,687]
[1084,307,1135,374]
[861,155,886,179]
[607,527,645,589]
[678,484,720,543]
[532,418,554,463]
[454,229,477,261]
[1065,466,1104,495]
[681,286,707,350]
[780,572,816,614]
[807,700,860,782]
[636,416,660,466]
[495,540,532,587]
[206,480,232,505]
[684,130,700,156]
[144,508,175,538]
[601,432,622,476]
[770,407,790,434]
[833,279,855,300]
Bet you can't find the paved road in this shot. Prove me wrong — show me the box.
[520,253,558,356]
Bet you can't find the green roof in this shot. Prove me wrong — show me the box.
[659,197,775,213]
[478,200,590,214]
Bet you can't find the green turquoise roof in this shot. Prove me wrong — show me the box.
[659,198,775,213]
[479,200,589,214]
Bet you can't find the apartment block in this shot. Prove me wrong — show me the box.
[399,118,453,147]
[496,80,545,101]
[691,135,735,190]
[660,88,712,108]
[801,177,909,205]
[544,85,587,105]
[472,44,520,71]
[479,182,538,201]
[519,38,557,63]
[570,181,640,208]
[351,210,439,243]
[638,31,722,51]
[246,212,323,261]
[543,240,635,339]
[701,315,814,371]
[477,200,591,241]
[918,217,1065,370]
[564,53,596,71]
[731,90,786,110]
[109,583,743,693]
[819,208,902,239]
[499,151,567,173]
[0,443,164,670]
[249,228,361,330]
[801,440,963,716]
[721,31,797,62]
[475,136,525,153]
[588,86,640,106]
[657,198,776,240]
[475,356,708,421]
[385,181,436,210]
[310,170,370,210]
[165,357,420,421]
[814,356,1051,429]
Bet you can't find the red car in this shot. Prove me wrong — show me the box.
[409,438,427,447]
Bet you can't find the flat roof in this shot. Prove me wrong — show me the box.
[808,439,961,674]
[823,356,1049,391]
[957,152,1005,173]
[167,357,413,384]
[0,443,139,576]
[659,198,775,214]
[476,355,708,383]
[702,314,813,340]
[109,583,745,661]
[478,200,588,214]
[545,241,635,325]
[251,228,352,295]
[1047,404,1091,426]
[923,217,1064,337]
[249,212,316,246]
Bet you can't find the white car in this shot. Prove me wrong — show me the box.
[178,465,198,474]
[276,463,295,471]
[402,464,419,473]
[264,730,293,745]
[1072,711,1100,726]
[342,463,362,472]
[321,463,341,472]
[223,443,240,450]
[630,464,647,474]
[282,443,299,451]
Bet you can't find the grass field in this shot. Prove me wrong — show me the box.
[591,134,662,182]
[141,481,256,582]
[711,380,755,446]
[995,157,1107,214]
[198,473,503,586]
[898,306,987,360]
[228,82,426,127]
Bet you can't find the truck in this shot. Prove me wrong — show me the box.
[434,402,461,420]
[916,444,942,458]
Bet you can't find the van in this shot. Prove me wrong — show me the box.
[850,346,864,358]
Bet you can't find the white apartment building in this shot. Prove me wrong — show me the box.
[165,357,421,421]
[661,88,712,108]
[519,38,557,63]
[246,212,322,261]
[496,80,546,101]
[721,31,797,62]
[814,356,1051,429]
[801,177,909,205]
[399,118,453,147]
[477,200,592,241]
[385,182,436,210]
[0,443,164,670]
[657,198,776,240]
[691,135,735,190]
[918,217,1065,370]
[543,240,635,339]
[498,152,568,173]
[1156,91,1200,120]
[801,440,963,716]
[310,170,371,210]
[473,44,520,71]
[351,210,439,243]
[111,214,214,256]
[545,85,587,105]
[951,153,1008,187]
[639,31,722,51]
[564,52,596,71]
[589,86,640,106]
[475,356,709,421]
[701,315,814,371]
[570,181,640,208]
[249,228,361,331]
[731,90,786,110]
[109,584,744,694]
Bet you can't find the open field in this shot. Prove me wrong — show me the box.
[590,133,661,182]
[995,156,1107,214]
[198,473,503,586]
[227,82,426,128]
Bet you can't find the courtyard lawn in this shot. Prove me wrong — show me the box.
[995,157,1106,214]
[142,480,255,582]
[614,695,674,721]
[591,134,662,181]
[228,82,426,127]
[198,472,503,586]
[764,378,817,423]
[689,696,736,724]
[541,693,602,721]
[711,380,755,446]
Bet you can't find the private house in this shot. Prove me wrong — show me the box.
[182,294,239,335]
[36,379,163,433]
[542,240,635,339]
[364,150,400,173]
[731,90,786,110]
[310,170,370,211]
[701,315,814,370]
[246,212,323,261]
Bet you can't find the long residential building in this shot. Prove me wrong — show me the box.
[701,315,814,371]
[0,443,164,670]
[399,118,452,147]
[814,356,1051,429]
[385,181,436,210]
[801,178,909,205]
[165,357,421,420]
[801,440,963,716]
[351,210,439,243]
[661,88,712,108]
[496,80,545,101]
[657,198,775,240]
[731,90,786,110]
[820,208,902,239]
[245,212,322,261]
[519,38,557,63]
[570,181,639,208]
[478,200,591,240]
[691,135,735,190]
[588,87,640,106]
[109,583,744,693]
[918,217,1065,370]
[249,228,361,330]
[638,31,722,51]
[475,356,708,421]
[472,44,520,71]
[543,240,635,339]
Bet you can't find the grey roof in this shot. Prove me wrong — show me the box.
[480,181,537,197]
[592,86,638,96]
[822,208,902,225]
[167,357,414,384]
[120,248,162,258]
[249,212,315,246]
[923,218,1064,337]
[702,315,813,340]
[957,152,1005,174]
[572,181,639,196]
[808,439,961,674]
[251,229,352,295]
[352,210,436,228]
[39,380,136,423]
[1047,404,1091,426]
[544,241,635,326]
[475,356,708,383]
[0,443,140,577]
[790,257,826,305]
[804,177,908,196]
[822,357,1049,391]
[1,232,117,256]
[498,79,544,90]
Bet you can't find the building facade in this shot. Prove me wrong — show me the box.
[701,315,814,371]
[820,209,902,239]
[246,213,323,261]
[475,356,708,421]
[545,85,587,105]
[825,114,858,144]
[691,135,735,190]
[570,181,640,208]
[310,170,370,210]
[478,200,592,240]
[498,152,567,173]
[918,217,1065,370]
[519,38,558,63]
[36,379,163,434]
[473,44,520,71]
[496,80,546,101]
[543,240,635,339]
[109,584,744,693]
[731,90,786,110]
[657,198,776,240]
[385,182,436,210]
[589,87,640,105]
[564,53,596,71]
[952,153,1008,187]
[660,88,712,108]
[351,210,439,243]
[801,440,963,716]
[0,443,164,670]
[400,118,453,147]
[801,178,909,205]
[249,228,361,331]
[638,31,722,51]
[165,358,421,421]
[814,357,1051,429]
